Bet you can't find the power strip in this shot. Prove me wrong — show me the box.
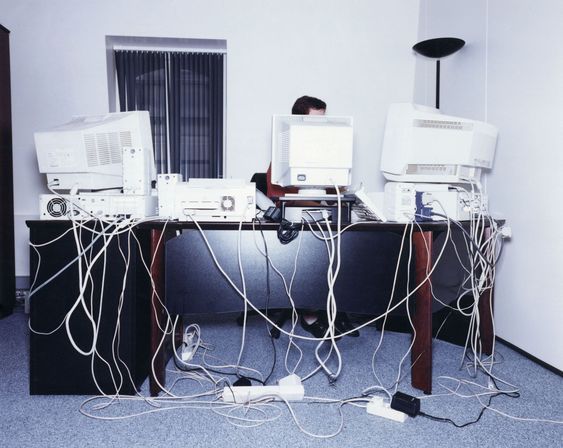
[366,396,408,423]
[222,374,304,403]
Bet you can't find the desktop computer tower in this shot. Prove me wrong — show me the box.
[28,221,152,395]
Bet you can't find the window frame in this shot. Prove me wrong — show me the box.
[105,35,227,178]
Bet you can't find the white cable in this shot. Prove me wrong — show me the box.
[312,210,342,382]
[250,219,304,375]
[235,218,249,377]
[189,215,453,342]
[369,222,411,399]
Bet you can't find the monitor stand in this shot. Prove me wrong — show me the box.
[278,195,354,224]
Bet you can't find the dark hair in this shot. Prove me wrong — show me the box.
[291,96,326,115]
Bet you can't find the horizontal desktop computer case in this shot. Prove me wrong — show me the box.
[28,221,151,395]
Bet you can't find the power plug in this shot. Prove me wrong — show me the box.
[181,331,197,361]
[366,396,408,423]
[500,225,512,239]
[181,348,196,362]
[183,330,195,346]
[263,206,282,222]
[487,377,496,390]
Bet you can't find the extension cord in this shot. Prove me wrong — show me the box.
[221,374,304,403]
[366,397,408,423]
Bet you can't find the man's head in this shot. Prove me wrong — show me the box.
[291,96,326,115]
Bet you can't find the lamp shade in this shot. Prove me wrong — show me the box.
[412,37,465,59]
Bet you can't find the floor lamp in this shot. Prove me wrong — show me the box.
[413,37,465,109]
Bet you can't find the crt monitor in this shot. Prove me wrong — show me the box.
[380,103,498,183]
[271,114,353,195]
[35,111,156,192]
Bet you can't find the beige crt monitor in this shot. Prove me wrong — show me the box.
[380,103,498,184]
[271,114,353,195]
[35,111,156,192]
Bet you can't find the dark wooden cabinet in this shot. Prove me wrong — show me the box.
[0,24,15,318]
[27,221,152,395]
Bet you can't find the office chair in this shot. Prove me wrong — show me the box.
[238,173,358,338]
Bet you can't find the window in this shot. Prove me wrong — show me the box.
[107,37,226,180]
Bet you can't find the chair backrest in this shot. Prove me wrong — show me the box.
[251,172,267,195]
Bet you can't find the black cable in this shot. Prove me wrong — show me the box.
[419,377,519,428]
[172,349,266,385]
[277,219,300,244]
[171,312,267,385]
[419,407,490,428]
[257,219,277,385]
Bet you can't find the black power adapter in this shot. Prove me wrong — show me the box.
[390,391,421,417]
[233,376,252,387]
[263,206,282,222]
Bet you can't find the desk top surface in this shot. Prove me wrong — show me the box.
[27,218,503,233]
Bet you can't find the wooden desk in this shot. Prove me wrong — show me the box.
[145,220,496,396]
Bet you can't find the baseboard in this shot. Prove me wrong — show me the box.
[497,337,562,377]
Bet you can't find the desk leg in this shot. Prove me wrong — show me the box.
[149,228,178,397]
[478,227,494,356]
[478,288,494,356]
[411,231,433,395]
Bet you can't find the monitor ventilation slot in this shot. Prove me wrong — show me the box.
[119,131,133,150]
[414,119,473,131]
[280,131,290,164]
[84,132,125,167]
[84,134,98,167]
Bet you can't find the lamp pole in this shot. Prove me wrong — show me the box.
[412,37,465,109]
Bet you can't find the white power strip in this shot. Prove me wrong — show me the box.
[222,374,304,403]
[366,396,408,423]
[181,331,197,362]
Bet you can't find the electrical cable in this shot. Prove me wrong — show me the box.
[369,222,413,399]
[419,392,498,428]
[190,211,455,342]
[256,219,277,385]
[430,211,496,268]
[250,219,304,375]
[235,218,249,379]
[277,219,301,244]
[311,209,343,382]
[173,349,266,385]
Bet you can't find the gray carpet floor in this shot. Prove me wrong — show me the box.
[1,307,562,448]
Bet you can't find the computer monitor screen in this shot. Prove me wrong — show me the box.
[271,114,353,195]
[35,111,156,192]
[380,103,498,183]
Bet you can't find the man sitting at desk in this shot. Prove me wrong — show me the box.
[265,95,359,338]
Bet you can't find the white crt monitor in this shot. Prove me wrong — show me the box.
[271,115,353,193]
[35,111,156,191]
[380,103,498,183]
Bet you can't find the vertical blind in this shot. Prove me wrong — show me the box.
[114,50,224,179]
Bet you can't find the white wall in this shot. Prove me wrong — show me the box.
[415,0,487,119]
[416,0,563,370]
[2,0,420,277]
[486,1,563,370]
